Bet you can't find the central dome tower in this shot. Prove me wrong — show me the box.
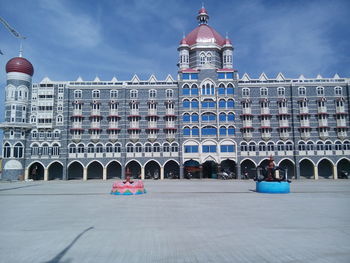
[178,7,233,70]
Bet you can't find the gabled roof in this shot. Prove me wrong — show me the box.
[131,74,140,84]
[259,72,268,81]
[165,74,175,83]
[111,76,118,82]
[40,77,51,83]
[148,74,157,84]
[76,76,83,82]
[241,73,250,81]
[276,72,285,81]
[93,76,100,82]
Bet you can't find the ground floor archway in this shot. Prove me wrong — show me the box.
[299,159,314,179]
[279,159,295,180]
[184,159,200,179]
[337,158,350,179]
[107,161,122,179]
[87,161,103,179]
[125,160,141,179]
[318,159,333,179]
[28,162,44,180]
[164,160,180,179]
[241,159,256,179]
[220,159,236,178]
[48,162,63,180]
[202,161,218,179]
[145,161,161,179]
[68,162,83,180]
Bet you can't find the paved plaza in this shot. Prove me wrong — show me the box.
[0,179,349,263]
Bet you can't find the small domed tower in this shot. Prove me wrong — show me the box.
[178,7,234,70]
[1,52,34,180]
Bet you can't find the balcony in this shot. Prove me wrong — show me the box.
[299,107,309,114]
[165,121,176,128]
[278,107,288,115]
[260,108,270,115]
[109,133,118,142]
[242,130,253,141]
[148,133,157,142]
[166,133,176,142]
[165,108,175,116]
[129,133,139,142]
[148,109,157,116]
[261,120,271,127]
[318,119,328,127]
[279,130,290,140]
[129,122,140,129]
[72,109,83,116]
[300,131,310,140]
[109,109,119,117]
[242,107,252,115]
[300,120,310,127]
[279,120,289,127]
[317,106,327,114]
[91,109,101,116]
[243,120,253,127]
[72,122,83,129]
[90,122,101,129]
[90,133,100,142]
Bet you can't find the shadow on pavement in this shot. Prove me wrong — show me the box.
[44,226,94,263]
[0,184,42,192]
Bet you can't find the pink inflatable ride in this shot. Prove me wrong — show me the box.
[111,179,146,195]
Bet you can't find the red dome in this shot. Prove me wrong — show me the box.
[198,7,207,14]
[184,24,225,46]
[6,57,34,76]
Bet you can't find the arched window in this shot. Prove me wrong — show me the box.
[306,141,314,151]
[191,113,199,122]
[114,143,121,153]
[343,141,350,150]
[325,141,332,151]
[248,142,256,152]
[3,143,11,158]
[31,144,39,156]
[227,83,234,95]
[126,143,134,153]
[110,90,118,98]
[335,141,342,151]
[13,143,23,158]
[277,142,284,151]
[316,141,324,151]
[219,126,227,136]
[227,113,235,121]
[183,113,190,122]
[206,52,212,63]
[149,89,157,98]
[240,142,248,152]
[182,84,190,95]
[163,143,170,152]
[52,144,60,156]
[219,113,226,122]
[69,144,76,154]
[190,84,199,95]
[183,99,190,108]
[334,86,342,96]
[267,142,274,151]
[298,141,306,151]
[145,143,152,152]
[191,99,199,108]
[202,83,215,95]
[32,130,38,139]
[56,115,63,124]
[298,87,306,96]
[153,143,160,152]
[171,143,178,152]
[96,144,103,153]
[77,144,84,153]
[130,89,138,98]
[88,144,95,153]
[277,87,285,97]
[259,142,266,151]
[218,84,225,95]
[183,127,190,136]
[201,99,215,108]
[92,90,100,99]
[135,143,142,153]
[219,99,226,108]
[316,86,324,96]
[192,126,199,136]
[228,126,235,135]
[106,143,113,153]
[286,141,293,151]
[242,88,250,97]
[42,144,49,155]
[260,87,268,96]
[201,112,216,122]
[200,53,205,65]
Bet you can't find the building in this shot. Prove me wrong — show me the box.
[1,8,349,181]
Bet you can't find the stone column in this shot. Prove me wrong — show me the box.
[24,168,29,180]
[236,164,241,180]
[333,164,338,180]
[275,170,280,179]
[160,166,164,180]
[199,165,203,179]
[314,165,318,180]
[141,166,145,180]
[217,164,221,179]
[179,164,184,179]
[44,168,48,181]
[83,167,87,181]
[103,167,107,181]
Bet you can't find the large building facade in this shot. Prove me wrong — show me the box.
[1,8,349,181]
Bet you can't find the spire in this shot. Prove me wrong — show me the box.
[19,41,23,57]
[197,5,209,25]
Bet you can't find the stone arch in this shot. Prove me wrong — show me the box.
[337,158,350,179]
[220,159,236,178]
[68,161,84,180]
[278,159,295,180]
[240,159,257,179]
[184,159,200,179]
[125,160,142,179]
[28,162,45,180]
[87,161,103,179]
[299,158,314,179]
[317,158,333,179]
[106,161,122,179]
[144,160,161,179]
[48,161,63,180]
[164,160,180,179]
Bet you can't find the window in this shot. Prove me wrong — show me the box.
[240,142,247,152]
[227,84,234,95]
[286,142,293,151]
[106,143,113,153]
[52,144,60,156]
[135,143,142,153]
[242,88,250,97]
[126,144,134,153]
[335,141,342,151]
[316,141,324,151]
[153,143,160,152]
[183,100,190,108]
[110,90,118,98]
[316,86,324,96]
[56,115,63,124]
[259,142,266,151]
[202,83,215,96]
[298,87,306,96]
[96,144,103,153]
[191,114,199,122]
[202,126,217,136]
[145,143,152,152]
[248,142,256,152]
[163,143,170,152]
[130,89,138,98]
[227,126,235,135]
[92,90,100,99]
[183,127,190,136]
[218,73,226,79]
[200,53,205,65]
[191,99,199,108]
[88,144,95,153]
[166,89,173,98]
[219,99,226,108]
[334,86,342,96]
[74,90,82,99]
[227,113,235,121]
[277,87,285,97]
[218,84,225,95]
[267,142,274,151]
[31,144,39,155]
[219,126,227,136]
[219,113,226,122]
[184,145,199,153]
[32,130,38,139]
[183,114,190,122]
[171,143,178,152]
[3,143,11,158]
[192,127,199,136]
[202,99,216,108]
[260,87,268,96]
[202,113,216,122]
[343,141,350,150]
[149,89,157,98]
[221,145,234,152]
[191,84,199,95]
[202,145,216,153]
[227,99,234,108]
[42,144,49,155]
